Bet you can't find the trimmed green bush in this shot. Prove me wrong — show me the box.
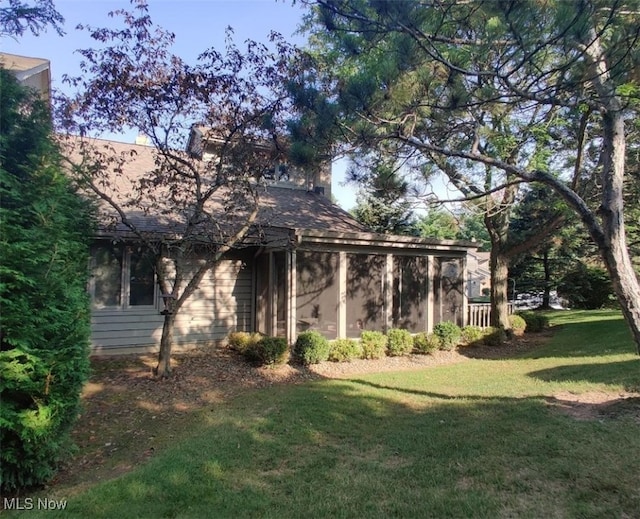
[1,70,93,492]
[412,332,441,354]
[244,337,288,366]
[460,325,485,346]
[328,339,363,362]
[360,331,387,359]
[517,311,550,333]
[294,331,331,365]
[386,328,414,356]
[227,331,262,353]
[509,314,527,336]
[433,321,462,351]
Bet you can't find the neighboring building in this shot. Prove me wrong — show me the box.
[467,250,491,300]
[0,52,51,101]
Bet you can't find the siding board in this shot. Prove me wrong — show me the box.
[90,255,253,353]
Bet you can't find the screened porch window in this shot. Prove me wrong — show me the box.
[91,243,156,309]
[296,251,339,339]
[393,256,428,332]
[346,253,385,337]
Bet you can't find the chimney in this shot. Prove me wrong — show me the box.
[135,133,150,146]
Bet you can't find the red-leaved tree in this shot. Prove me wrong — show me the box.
[59,1,299,377]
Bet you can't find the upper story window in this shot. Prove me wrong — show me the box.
[91,243,156,309]
[262,162,289,182]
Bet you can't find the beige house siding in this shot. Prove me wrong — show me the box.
[90,255,252,354]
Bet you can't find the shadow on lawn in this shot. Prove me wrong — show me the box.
[529,359,640,392]
[19,377,640,519]
[48,347,323,494]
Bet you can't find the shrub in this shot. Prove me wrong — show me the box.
[460,325,485,346]
[328,339,363,362]
[483,327,508,346]
[227,331,261,353]
[413,332,441,354]
[386,328,414,356]
[294,331,331,365]
[244,337,288,366]
[360,331,387,359]
[558,265,615,309]
[517,311,550,333]
[509,314,527,337]
[1,70,93,492]
[433,321,462,351]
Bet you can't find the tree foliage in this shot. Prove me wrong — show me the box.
[59,2,301,377]
[348,156,417,233]
[0,69,92,491]
[508,184,587,307]
[0,0,63,37]
[297,0,640,349]
[414,207,490,249]
[558,265,615,310]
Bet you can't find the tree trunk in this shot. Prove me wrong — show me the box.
[541,248,551,310]
[598,112,640,353]
[575,11,640,352]
[485,202,513,334]
[155,312,176,378]
[537,107,640,352]
[489,248,511,332]
[603,244,640,353]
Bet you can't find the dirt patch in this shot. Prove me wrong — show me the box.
[546,391,640,422]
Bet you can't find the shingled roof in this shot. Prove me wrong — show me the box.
[63,137,368,242]
[63,137,476,253]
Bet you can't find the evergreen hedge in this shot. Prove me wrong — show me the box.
[0,69,93,491]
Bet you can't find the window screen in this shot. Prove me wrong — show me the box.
[393,256,427,332]
[93,244,123,307]
[129,248,156,306]
[346,254,385,337]
[296,251,338,339]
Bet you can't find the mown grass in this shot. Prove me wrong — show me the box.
[8,310,640,518]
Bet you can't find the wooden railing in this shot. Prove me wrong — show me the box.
[467,303,513,329]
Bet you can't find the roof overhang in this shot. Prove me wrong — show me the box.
[293,228,478,255]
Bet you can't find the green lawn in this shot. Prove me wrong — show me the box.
[9,310,640,518]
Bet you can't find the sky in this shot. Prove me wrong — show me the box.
[2,0,358,210]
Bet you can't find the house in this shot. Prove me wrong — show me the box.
[67,134,479,354]
[467,250,491,300]
[3,52,478,354]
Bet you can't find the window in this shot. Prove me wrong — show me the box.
[392,256,427,332]
[91,243,157,309]
[346,253,385,337]
[129,249,156,306]
[296,251,339,339]
[93,244,123,307]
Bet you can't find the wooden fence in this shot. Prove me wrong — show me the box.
[467,303,514,328]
